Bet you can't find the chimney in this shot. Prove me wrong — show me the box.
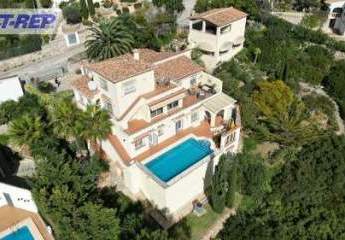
[88,80,97,91]
[133,49,139,60]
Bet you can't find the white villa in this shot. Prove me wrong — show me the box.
[188,7,247,71]
[324,0,345,35]
[72,48,241,220]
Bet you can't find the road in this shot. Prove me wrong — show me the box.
[300,82,345,136]
[0,44,85,80]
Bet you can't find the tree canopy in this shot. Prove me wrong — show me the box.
[85,18,134,61]
[218,135,345,240]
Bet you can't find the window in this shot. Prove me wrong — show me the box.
[233,43,242,48]
[122,80,136,96]
[190,77,197,86]
[225,132,236,145]
[103,99,113,115]
[151,107,163,118]
[134,138,145,150]
[175,120,183,132]
[99,77,108,91]
[167,100,179,110]
[157,126,164,136]
[67,33,77,45]
[191,112,199,122]
[221,25,231,34]
[200,49,215,56]
[192,21,203,30]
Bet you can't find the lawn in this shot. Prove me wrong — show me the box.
[186,194,242,240]
[186,204,222,240]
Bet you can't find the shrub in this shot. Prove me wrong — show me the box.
[122,7,129,13]
[63,5,82,24]
[37,81,56,93]
[103,0,113,8]
[40,0,52,8]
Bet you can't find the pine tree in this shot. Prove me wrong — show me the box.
[80,0,89,20]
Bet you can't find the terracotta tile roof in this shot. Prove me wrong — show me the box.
[154,56,204,82]
[71,75,99,99]
[107,134,131,164]
[0,206,53,240]
[85,54,152,83]
[84,49,187,84]
[84,49,200,85]
[135,48,176,64]
[148,89,187,107]
[190,7,247,26]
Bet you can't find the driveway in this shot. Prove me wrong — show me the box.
[0,44,85,81]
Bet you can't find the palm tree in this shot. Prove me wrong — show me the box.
[8,115,45,148]
[80,104,112,154]
[85,18,134,61]
[50,99,82,140]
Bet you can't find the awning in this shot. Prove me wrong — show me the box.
[203,93,236,114]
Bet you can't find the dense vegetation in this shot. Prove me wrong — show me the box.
[207,2,345,238]
[85,18,134,61]
[218,135,345,239]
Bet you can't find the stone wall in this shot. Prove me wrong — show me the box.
[0,28,88,73]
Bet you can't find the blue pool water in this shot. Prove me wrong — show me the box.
[145,138,213,182]
[1,226,34,240]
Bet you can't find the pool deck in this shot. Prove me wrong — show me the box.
[0,206,53,240]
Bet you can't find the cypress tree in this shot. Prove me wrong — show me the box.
[80,0,89,20]
[210,155,228,213]
[282,62,289,82]
[226,162,237,208]
[87,0,95,16]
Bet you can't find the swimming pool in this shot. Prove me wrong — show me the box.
[145,138,213,182]
[1,226,34,240]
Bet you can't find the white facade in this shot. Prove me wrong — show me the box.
[72,48,241,219]
[324,0,345,35]
[0,183,38,213]
[188,8,247,72]
[0,76,24,103]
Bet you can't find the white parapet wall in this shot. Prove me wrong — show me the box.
[123,135,224,217]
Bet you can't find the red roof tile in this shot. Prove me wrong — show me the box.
[190,7,247,27]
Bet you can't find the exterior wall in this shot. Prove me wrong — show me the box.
[0,77,23,103]
[188,17,246,71]
[90,70,155,118]
[126,102,206,157]
[114,71,155,116]
[125,150,223,216]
